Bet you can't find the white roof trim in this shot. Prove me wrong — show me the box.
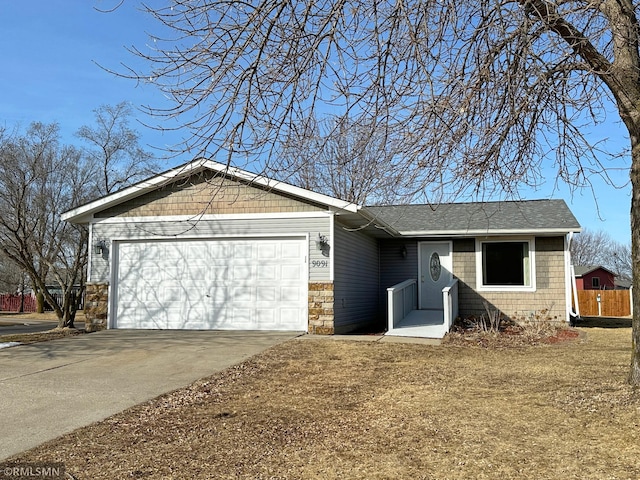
[62,158,359,223]
[203,160,359,213]
[397,228,581,237]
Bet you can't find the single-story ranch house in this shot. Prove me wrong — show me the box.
[62,159,582,338]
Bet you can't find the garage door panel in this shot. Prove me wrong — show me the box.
[281,286,302,300]
[162,285,183,302]
[282,243,301,258]
[257,243,277,259]
[257,265,277,281]
[281,265,302,281]
[232,265,252,281]
[256,309,277,327]
[209,266,229,281]
[185,244,208,260]
[233,244,252,258]
[231,308,253,326]
[257,286,277,302]
[208,286,229,303]
[231,286,253,302]
[114,238,307,331]
[280,308,302,326]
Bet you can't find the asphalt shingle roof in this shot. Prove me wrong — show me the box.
[574,265,615,277]
[365,199,581,235]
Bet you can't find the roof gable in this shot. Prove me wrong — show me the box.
[62,158,358,223]
[574,265,616,277]
[94,170,326,218]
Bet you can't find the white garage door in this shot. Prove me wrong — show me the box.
[113,238,307,330]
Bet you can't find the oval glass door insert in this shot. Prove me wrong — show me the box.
[430,252,441,282]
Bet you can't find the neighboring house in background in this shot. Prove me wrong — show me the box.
[574,265,617,290]
[62,159,582,338]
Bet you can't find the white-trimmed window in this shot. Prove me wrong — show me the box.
[476,238,536,291]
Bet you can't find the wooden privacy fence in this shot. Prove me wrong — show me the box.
[0,294,37,312]
[0,293,83,312]
[575,290,632,317]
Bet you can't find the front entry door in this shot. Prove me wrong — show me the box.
[419,242,453,310]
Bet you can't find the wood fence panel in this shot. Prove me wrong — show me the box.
[0,294,37,312]
[575,290,631,317]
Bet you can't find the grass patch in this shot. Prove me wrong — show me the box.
[7,327,640,479]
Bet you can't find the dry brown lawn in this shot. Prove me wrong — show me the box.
[7,324,640,479]
[0,329,84,345]
[0,312,84,344]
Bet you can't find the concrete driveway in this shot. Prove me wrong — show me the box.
[0,329,300,460]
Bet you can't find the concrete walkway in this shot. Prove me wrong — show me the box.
[297,333,442,345]
[0,329,300,460]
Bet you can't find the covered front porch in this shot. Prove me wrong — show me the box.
[386,278,459,338]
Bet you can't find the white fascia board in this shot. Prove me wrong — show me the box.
[397,228,581,237]
[202,160,359,213]
[62,158,359,224]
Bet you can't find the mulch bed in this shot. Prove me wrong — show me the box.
[442,318,582,348]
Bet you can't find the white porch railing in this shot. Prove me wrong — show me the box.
[442,278,459,335]
[387,279,417,330]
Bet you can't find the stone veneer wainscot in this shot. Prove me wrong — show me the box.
[84,282,109,332]
[308,282,334,334]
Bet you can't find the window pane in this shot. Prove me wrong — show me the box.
[482,242,528,286]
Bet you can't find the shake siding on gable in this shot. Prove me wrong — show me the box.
[95,172,324,218]
[454,236,568,322]
[332,223,380,333]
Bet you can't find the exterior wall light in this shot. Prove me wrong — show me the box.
[316,233,330,257]
[94,240,107,255]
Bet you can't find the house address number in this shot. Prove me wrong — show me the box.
[311,260,329,268]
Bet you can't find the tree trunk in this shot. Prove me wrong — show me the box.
[629,134,640,386]
[18,275,25,313]
[36,290,44,314]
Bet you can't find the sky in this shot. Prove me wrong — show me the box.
[0,2,633,244]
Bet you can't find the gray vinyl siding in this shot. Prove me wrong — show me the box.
[90,216,331,283]
[379,239,420,288]
[379,239,420,319]
[332,221,380,333]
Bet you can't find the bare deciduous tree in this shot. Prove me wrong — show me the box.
[77,102,157,195]
[0,123,93,327]
[0,250,24,294]
[121,0,640,384]
[571,228,632,280]
[274,115,417,204]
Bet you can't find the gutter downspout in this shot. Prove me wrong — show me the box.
[567,232,580,324]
